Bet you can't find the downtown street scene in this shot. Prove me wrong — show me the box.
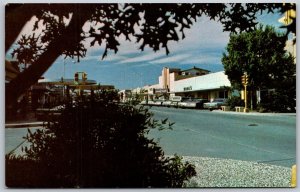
[4,2,297,189]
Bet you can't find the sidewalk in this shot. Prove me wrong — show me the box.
[183,156,291,187]
[5,110,46,128]
[5,121,45,128]
[212,109,296,116]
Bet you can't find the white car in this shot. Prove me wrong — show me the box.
[162,100,172,107]
[178,98,208,109]
[140,100,147,105]
[152,100,163,106]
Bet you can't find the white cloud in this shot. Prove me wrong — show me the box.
[149,53,192,64]
[63,13,230,69]
[84,34,141,59]
[117,51,166,64]
[103,54,127,62]
[167,16,230,52]
[178,54,221,65]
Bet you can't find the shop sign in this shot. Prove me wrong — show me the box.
[154,88,168,93]
[183,86,192,91]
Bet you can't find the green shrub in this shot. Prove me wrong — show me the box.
[259,91,296,113]
[226,96,244,111]
[6,90,196,188]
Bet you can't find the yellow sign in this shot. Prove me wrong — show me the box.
[241,90,245,100]
[291,164,296,187]
[278,9,296,25]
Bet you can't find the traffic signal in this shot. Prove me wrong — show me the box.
[241,74,249,85]
[74,72,79,82]
[241,75,246,85]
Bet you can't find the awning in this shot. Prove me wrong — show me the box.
[5,60,19,82]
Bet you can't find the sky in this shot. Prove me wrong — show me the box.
[6,4,284,90]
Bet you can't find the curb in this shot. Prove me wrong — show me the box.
[211,110,296,117]
[5,122,45,128]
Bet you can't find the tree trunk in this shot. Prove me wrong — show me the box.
[6,5,95,107]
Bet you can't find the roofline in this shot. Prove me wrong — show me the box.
[180,66,210,72]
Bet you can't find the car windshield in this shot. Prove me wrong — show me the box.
[193,99,205,101]
[182,98,192,102]
[213,99,225,102]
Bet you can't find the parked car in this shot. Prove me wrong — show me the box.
[203,98,227,110]
[152,100,163,106]
[167,96,182,108]
[178,98,192,108]
[139,100,164,106]
[147,100,156,106]
[140,100,147,105]
[178,98,208,109]
[162,100,172,107]
[170,101,179,108]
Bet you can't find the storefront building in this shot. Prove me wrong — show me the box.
[132,67,232,102]
[170,71,231,101]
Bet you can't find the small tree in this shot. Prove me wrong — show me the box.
[6,91,196,188]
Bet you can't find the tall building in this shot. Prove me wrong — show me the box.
[159,66,210,91]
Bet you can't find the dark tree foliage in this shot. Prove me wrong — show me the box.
[6,91,196,188]
[222,25,296,112]
[222,25,295,90]
[6,3,289,106]
[259,76,296,112]
[11,34,44,70]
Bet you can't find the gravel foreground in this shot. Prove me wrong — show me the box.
[181,156,292,188]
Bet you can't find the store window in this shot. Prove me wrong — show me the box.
[219,90,228,98]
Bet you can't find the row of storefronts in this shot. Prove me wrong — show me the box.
[121,67,233,103]
[119,37,296,103]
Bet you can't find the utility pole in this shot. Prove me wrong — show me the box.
[241,72,249,112]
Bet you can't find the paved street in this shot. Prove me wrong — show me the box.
[5,107,296,168]
[147,107,296,168]
[5,128,40,156]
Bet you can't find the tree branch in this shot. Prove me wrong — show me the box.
[5,4,40,53]
[6,4,95,106]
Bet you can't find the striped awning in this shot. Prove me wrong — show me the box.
[5,60,19,82]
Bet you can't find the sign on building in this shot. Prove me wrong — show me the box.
[154,88,168,94]
[183,86,192,91]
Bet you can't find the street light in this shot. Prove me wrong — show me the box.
[63,59,78,80]
[62,59,78,98]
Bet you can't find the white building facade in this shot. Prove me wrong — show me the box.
[170,71,231,101]
[133,67,232,101]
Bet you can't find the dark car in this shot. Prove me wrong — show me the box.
[203,98,227,110]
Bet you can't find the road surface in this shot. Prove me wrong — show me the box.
[5,107,296,168]
[147,106,296,167]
